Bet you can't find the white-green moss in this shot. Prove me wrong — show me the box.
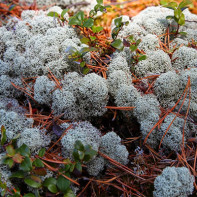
[135,50,172,77]
[153,167,194,197]
[100,132,129,166]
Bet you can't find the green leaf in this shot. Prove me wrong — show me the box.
[89,10,96,17]
[84,145,97,161]
[128,35,134,42]
[96,0,103,5]
[6,145,15,156]
[69,163,75,172]
[9,171,25,179]
[160,0,168,6]
[80,61,86,68]
[69,17,81,26]
[48,184,58,194]
[167,2,178,9]
[23,193,35,197]
[179,0,191,9]
[20,156,32,172]
[24,178,41,188]
[114,17,122,28]
[33,158,44,168]
[179,31,187,36]
[74,140,84,151]
[130,45,138,52]
[47,12,59,18]
[76,11,84,22]
[10,193,21,197]
[83,154,91,162]
[3,157,14,168]
[61,9,69,18]
[90,36,96,41]
[73,149,80,161]
[16,144,30,157]
[57,175,70,193]
[166,15,174,20]
[80,37,90,44]
[111,39,124,51]
[83,18,94,28]
[38,148,45,157]
[112,27,120,40]
[138,55,147,61]
[1,126,7,146]
[64,164,71,172]
[178,12,185,25]
[82,67,90,75]
[43,177,57,187]
[75,162,82,173]
[123,21,129,26]
[92,26,103,33]
[64,188,76,197]
[174,8,181,19]
[136,39,141,46]
[79,151,85,160]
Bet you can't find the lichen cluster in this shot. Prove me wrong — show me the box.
[0,3,196,196]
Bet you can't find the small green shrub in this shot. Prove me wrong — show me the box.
[0,128,97,196]
[160,0,192,35]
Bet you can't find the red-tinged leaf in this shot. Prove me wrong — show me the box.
[30,175,42,184]
[12,153,23,163]
[123,39,130,47]
[33,167,47,176]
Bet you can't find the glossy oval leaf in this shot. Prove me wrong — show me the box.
[3,157,14,168]
[23,193,35,197]
[74,140,84,151]
[57,175,70,193]
[9,170,26,179]
[43,177,57,187]
[61,9,69,18]
[92,26,103,33]
[63,188,76,197]
[178,12,185,25]
[138,55,147,61]
[111,39,124,51]
[48,184,58,194]
[114,17,122,28]
[38,148,45,157]
[20,156,32,172]
[47,12,59,18]
[96,0,103,5]
[83,18,94,28]
[16,144,30,157]
[33,158,44,168]
[24,178,41,188]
